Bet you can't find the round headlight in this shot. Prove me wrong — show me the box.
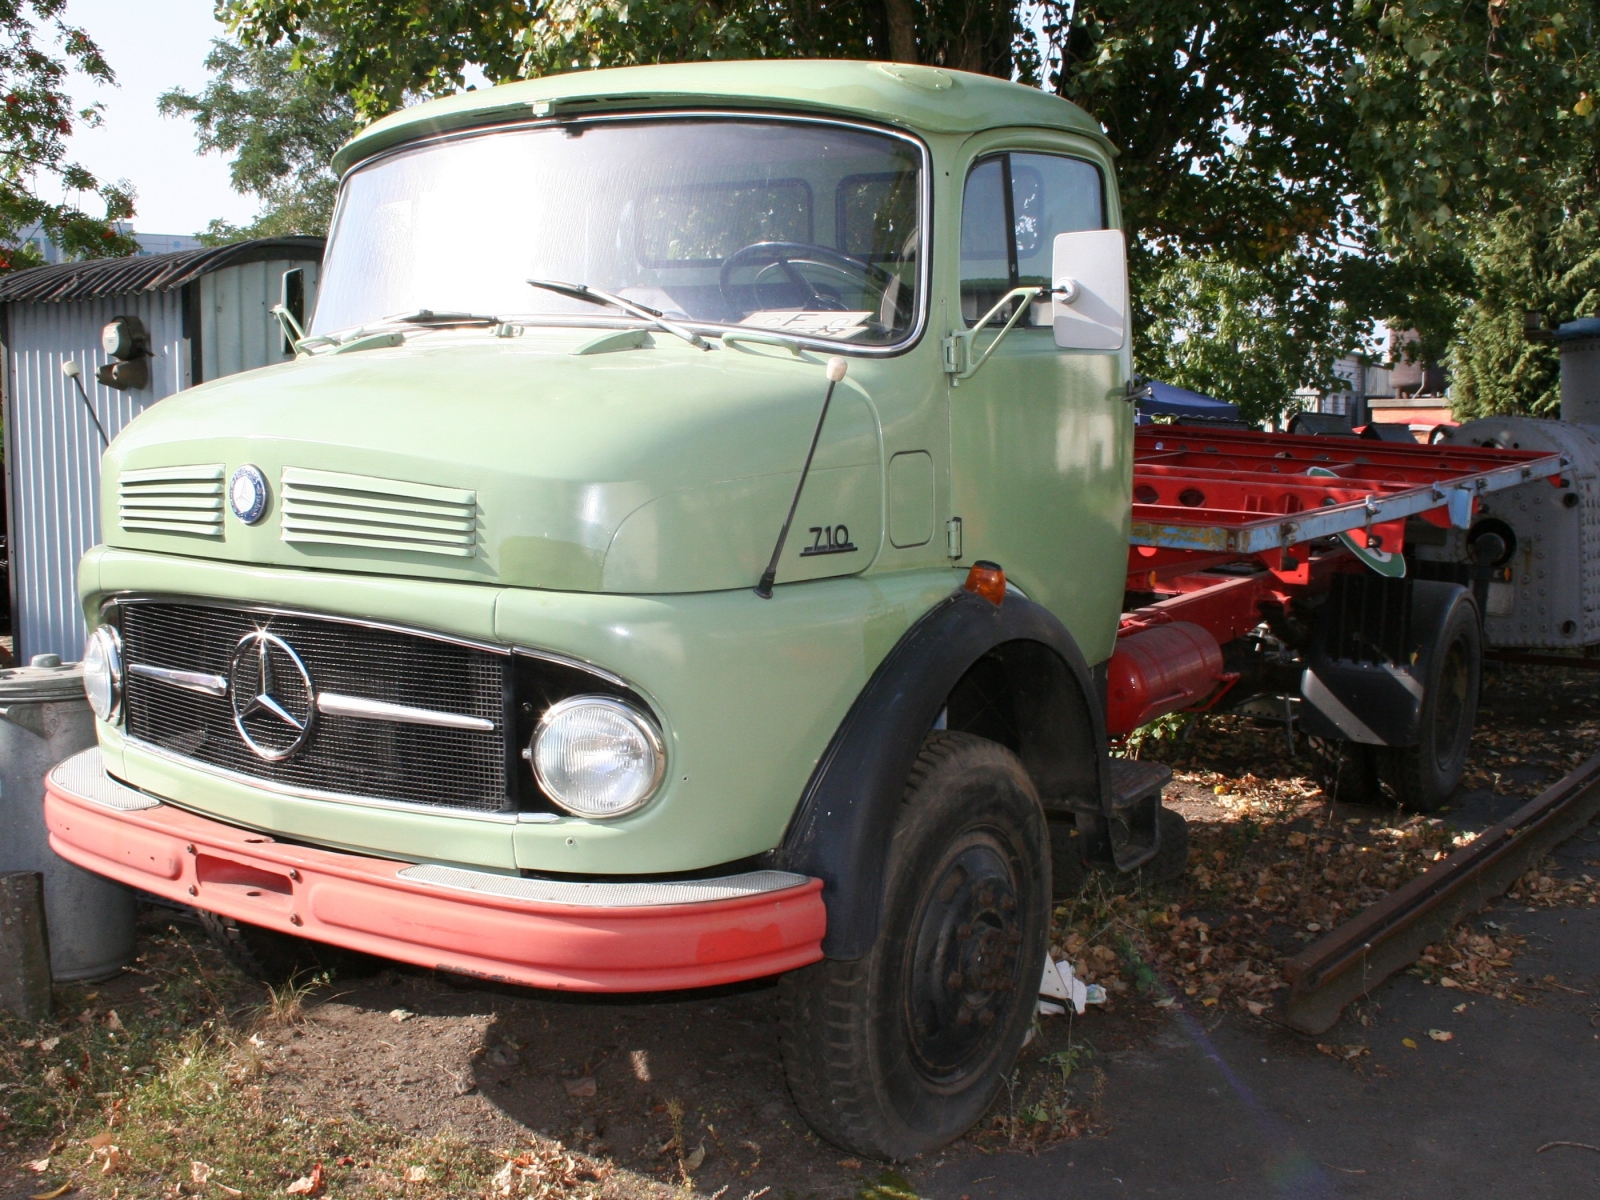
[530,695,664,818]
[82,624,123,723]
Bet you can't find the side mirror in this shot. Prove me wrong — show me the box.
[278,267,307,354]
[1052,229,1127,351]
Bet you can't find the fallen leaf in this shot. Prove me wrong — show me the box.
[85,1133,113,1151]
[838,1158,863,1170]
[388,1008,414,1023]
[39,1036,60,1053]
[1427,1029,1453,1042]
[1453,1003,1467,1013]
[404,1166,430,1183]
[218,1186,244,1198]
[30,1186,74,1200]
[1245,1000,1267,1016]
[563,1076,596,1097]
[99,1146,124,1175]
[285,1163,325,1196]
[192,1162,212,1185]
[1202,996,1218,1007]
[1438,976,1462,989]
[685,1143,706,1171]
[104,1010,124,1031]
[25,1159,50,1173]
[1402,1037,1418,1049]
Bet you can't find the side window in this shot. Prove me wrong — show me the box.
[959,152,1105,326]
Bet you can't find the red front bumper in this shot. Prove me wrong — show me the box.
[44,751,826,992]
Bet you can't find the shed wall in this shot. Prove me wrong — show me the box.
[5,255,320,662]
[200,258,320,381]
[5,290,187,662]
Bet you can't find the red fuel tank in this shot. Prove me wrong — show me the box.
[1104,621,1225,736]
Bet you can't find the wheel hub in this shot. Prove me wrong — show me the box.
[904,840,1024,1081]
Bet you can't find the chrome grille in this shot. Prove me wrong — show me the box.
[118,465,225,537]
[119,602,509,812]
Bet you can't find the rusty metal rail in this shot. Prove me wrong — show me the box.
[1282,751,1600,1034]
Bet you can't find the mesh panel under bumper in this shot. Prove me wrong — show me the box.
[120,602,510,812]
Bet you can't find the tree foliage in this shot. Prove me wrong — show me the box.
[159,35,355,241]
[1348,0,1600,416]
[0,0,136,268]
[217,0,1600,419]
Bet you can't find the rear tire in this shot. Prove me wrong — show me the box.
[779,732,1050,1161]
[198,910,376,983]
[1307,736,1382,805]
[1378,595,1481,811]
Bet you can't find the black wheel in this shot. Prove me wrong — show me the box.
[1049,817,1090,898]
[1136,806,1190,887]
[198,910,376,983]
[1378,595,1481,811]
[779,732,1050,1161]
[1307,736,1382,805]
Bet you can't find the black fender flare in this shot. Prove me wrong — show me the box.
[779,587,1109,959]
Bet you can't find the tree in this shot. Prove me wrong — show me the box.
[0,0,136,269]
[1348,0,1600,416]
[159,35,355,241]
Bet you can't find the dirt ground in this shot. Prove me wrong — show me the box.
[2,661,1597,1200]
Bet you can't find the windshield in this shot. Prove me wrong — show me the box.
[312,116,925,347]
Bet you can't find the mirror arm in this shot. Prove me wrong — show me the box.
[942,287,1042,383]
[271,303,308,355]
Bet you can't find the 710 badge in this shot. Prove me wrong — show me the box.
[801,525,857,557]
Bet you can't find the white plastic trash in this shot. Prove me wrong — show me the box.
[1038,955,1090,1015]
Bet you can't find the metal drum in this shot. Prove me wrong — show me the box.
[0,656,133,980]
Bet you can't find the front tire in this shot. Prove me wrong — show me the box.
[779,732,1050,1160]
[198,910,375,983]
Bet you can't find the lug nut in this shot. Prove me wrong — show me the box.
[288,868,300,882]
[289,913,302,926]
[187,885,197,896]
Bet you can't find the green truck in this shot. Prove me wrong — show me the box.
[45,59,1524,1159]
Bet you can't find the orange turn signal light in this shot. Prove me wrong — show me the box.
[963,560,1006,606]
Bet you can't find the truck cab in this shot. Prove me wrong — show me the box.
[50,61,1144,1159]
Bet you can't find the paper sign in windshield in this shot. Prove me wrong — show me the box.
[740,311,873,339]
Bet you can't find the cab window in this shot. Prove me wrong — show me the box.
[959,152,1105,325]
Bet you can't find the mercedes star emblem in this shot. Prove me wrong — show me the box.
[229,464,269,525]
[228,630,315,761]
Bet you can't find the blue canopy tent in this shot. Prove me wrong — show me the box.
[1135,380,1242,425]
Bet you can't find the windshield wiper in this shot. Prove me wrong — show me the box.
[526,279,711,350]
[300,309,507,350]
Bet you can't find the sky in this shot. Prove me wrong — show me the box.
[57,0,259,236]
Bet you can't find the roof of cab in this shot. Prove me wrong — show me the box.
[332,59,1110,175]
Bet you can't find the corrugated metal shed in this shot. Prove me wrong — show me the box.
[0,237,324,662]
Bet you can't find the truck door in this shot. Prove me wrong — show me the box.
[948,145,1131,665]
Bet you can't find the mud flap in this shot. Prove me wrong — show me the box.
[1298,578,1472,750]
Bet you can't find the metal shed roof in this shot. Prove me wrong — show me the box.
[0,236,324,304]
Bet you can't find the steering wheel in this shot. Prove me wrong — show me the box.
[719,241,894,316]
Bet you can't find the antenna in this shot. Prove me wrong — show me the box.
[755,356,848,599]
[62,360,109,447]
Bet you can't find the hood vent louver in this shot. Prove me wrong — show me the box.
[118,465,226,537]
[280,467,477,557]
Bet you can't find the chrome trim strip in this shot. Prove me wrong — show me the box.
[129,662,228,697]
[396,862,811,908]
[122,735,522,824]
[316,691,496,732]
[330,110,933,359]
[103,593,635,690]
